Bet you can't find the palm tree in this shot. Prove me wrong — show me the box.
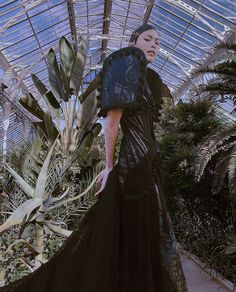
[195,42,236,110]
[194,123,236,197]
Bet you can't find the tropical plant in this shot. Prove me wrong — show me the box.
[172,194,236,284]
[194,123,236,197]
[0,134,103,270]
[157,99,221,200]
[157,99,236,284]
[0,36,106,284]
[19,36,101,153]
[194,42,236,108]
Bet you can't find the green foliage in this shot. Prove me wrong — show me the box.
[19,94,58,141]
[157,99,221,200]
[158,98,236,284]
[18,36,101,154]
[172,195,236,284]
[0,36,105,286]
[0,131,104,284]
[194,41,236,103]
[194,124,236,196]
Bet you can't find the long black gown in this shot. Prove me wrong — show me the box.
[0,47,188,292]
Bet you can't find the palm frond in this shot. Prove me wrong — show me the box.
[196,61,236,78]
[228,144,236,194]
[198,84,236,96]
[215,42,236,52]
[211,153,231,195]
[194,124,236,182]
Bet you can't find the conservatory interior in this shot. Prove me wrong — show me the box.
[0,0,235,290]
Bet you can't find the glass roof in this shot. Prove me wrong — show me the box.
[0,0,236,149]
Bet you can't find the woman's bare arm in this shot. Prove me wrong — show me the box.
[104,108,124,169]
[95,107,123,195]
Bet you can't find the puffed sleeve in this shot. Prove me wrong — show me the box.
[146,67,164,122]
[97,47,147,118]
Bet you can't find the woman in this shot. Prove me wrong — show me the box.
[0,24,188,292]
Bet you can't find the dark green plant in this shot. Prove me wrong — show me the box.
[172,195,236,284]
[157,99,221,203]
[194,42,236,105]
[194,123,236,197]
[157,98,236,284]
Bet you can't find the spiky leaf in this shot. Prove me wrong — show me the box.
[5,164,34,198]
[35,139,57,199]
[0,198,42,234]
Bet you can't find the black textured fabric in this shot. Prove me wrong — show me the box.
[97,47,147,118]
[146,67,164,122]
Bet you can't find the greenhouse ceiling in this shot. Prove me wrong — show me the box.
[0,0,236,148]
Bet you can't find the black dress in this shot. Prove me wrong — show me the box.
[0,47,188,292]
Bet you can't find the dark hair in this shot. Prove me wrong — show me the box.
[129,24,156,44]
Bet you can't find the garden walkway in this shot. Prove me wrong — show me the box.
[181,252,235,292]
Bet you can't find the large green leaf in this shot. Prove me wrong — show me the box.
[91,123,102,137]
[31,74,48,96]
[79,131,94,150]
[43,91,61,119]
[32,71,61,116]
[77,89,98,130]
[60,64,70,95]
[6,164,34,198]
[59,36,75,83]
[43,112,59,140]
[19,93,45,121]
[70,38,88,96]
[0,198,42,234]
[44,91,61,110]
[47,49,67,102]
[34,139,57,199]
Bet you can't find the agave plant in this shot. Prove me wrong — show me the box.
[0,133,103,268]
[194,123,236,196]
[194,42,236,106]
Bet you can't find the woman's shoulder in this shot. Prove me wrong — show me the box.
[103,47,147,65]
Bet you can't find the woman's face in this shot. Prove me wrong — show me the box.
[133,29,160,63]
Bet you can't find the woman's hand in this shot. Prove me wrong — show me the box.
[95,167,113,196]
